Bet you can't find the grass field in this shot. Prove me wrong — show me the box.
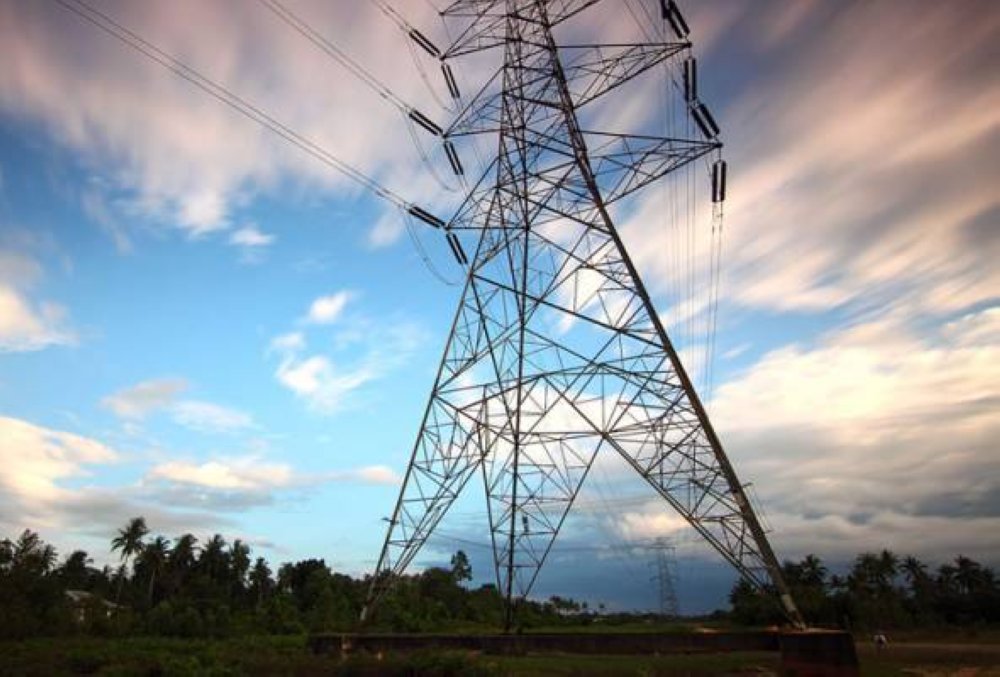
[1,633,997,675]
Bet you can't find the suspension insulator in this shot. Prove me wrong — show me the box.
[712,160,727,203]
[692,102,720,139]
[662,0,690,39]
[683,57,697,103]
[408,29,441,58]
[446,231,468,265]
[444,140,464,176]
[408,205,445,228]
[441,62,460,99]
[408,109,443,136]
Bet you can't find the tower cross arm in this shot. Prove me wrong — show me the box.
[560,42,691,108]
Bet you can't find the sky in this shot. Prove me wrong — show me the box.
[0,0,997,614]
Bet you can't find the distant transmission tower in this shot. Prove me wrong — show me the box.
[650,537,679,618]
[362,0,804,630]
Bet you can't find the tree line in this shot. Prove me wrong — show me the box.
[730,550,1000,630]
[2,518,997,640]
[0,518,583,640]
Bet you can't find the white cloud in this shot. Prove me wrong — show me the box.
[275,353,375,413]
[0,1,451,239]
[0,249,75,352]
[101,377,188,419]
[367,209,406,249]
[304,290,353,325]
[711,308,999,437]
[701,306,1000,560]
[269,331,305,353]
[81,187,133,254]
[344,464,400,485]
[0,416,269,557]
[228,224,275,248]
[102,379,254,434]
[615,0,999,325]
[270,306,427,413]
[147,458,292,491]
[171,400,255,434]
[0,415,118,529]
[228,224,275,263]
[144,457,399,498]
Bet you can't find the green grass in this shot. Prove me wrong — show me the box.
[2,634,998,676]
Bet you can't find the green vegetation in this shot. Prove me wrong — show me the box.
[2,519,999,675]
[0,520,592,640]
[3,520,999,641]
[731,550,1000,631]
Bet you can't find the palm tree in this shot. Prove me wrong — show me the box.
[110,517,148,602]
[937,563,958,595]
[954,555,984,595]
[200,534,228,583]
[59,550,93,589]
[877,549,899,590]
[169,534,198,593]
[11,530,57,577]
[249,557,273,608]
[230,539,251,589]
[138,536,169,605]
[799,554,827,588]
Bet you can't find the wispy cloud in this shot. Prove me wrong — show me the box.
[141,456,399,511]
[101,377,189,420]
[271,296,426,413]
[0,248,75,352]
[0,1,450,241]
[102,378,254,434]
[617,0,999,325]
[228,224,275,263]
[704,305,1000,560]
[170,400,255,434]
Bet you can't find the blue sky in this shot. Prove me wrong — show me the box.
[0,0,997,613]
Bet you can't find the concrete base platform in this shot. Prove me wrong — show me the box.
[309,629,858,675]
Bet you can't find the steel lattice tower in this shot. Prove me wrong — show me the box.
[362,0,804,629]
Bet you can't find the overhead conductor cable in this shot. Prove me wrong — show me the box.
[53,0,450,235]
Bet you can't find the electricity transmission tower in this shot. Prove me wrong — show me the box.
[362,0,805,630]
[650,537,679,618]
[48,0,801,632]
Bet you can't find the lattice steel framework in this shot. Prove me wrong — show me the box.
[362,0,804,629]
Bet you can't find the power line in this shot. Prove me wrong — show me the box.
[53,0,416,214]
[258,0,415,116]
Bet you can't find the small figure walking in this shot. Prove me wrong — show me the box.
[873,630,888,655]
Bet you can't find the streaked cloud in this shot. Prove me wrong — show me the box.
[620,0,999,322]
[0,0,448,241]
[705,305,1000,561]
